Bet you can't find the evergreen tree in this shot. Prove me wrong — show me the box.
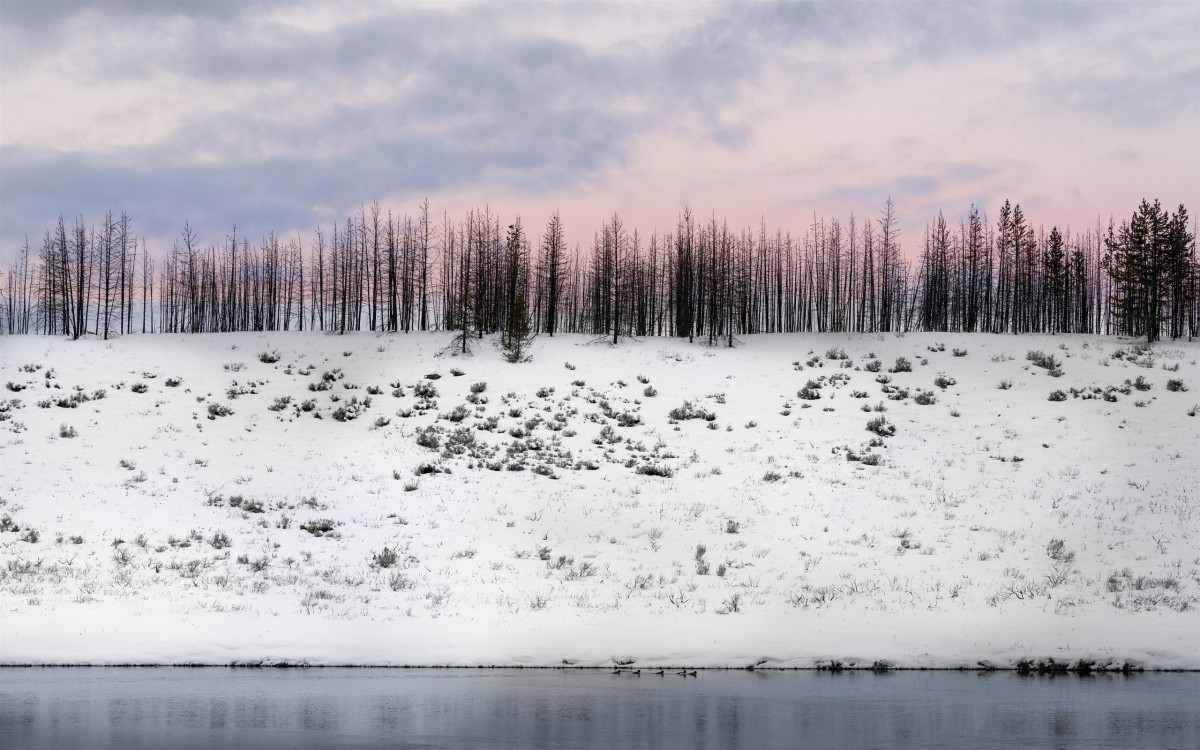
[501,219,534,362]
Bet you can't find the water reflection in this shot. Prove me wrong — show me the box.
[1,668,1196,750]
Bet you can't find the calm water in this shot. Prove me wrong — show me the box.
[1,667,1196,749]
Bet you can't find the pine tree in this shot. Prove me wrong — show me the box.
[501,220,534,362]
[1044,226,1065,333]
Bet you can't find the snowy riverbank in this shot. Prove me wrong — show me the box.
[2,331,1197,668]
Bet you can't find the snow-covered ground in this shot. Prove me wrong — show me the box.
[1,331,1197,669]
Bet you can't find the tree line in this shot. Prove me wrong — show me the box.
[3,197,1196,345]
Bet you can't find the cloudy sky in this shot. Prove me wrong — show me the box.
[1,0,1197,260]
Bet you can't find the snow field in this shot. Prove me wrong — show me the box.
[0,331,1197,668]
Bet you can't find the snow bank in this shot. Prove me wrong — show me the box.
[1,331,1197,668]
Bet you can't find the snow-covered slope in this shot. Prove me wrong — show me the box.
[1,331,1197,668]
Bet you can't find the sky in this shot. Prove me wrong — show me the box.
[1,0,1197,262]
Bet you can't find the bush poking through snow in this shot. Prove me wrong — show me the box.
[1048,390,1067,402]
[258,350,281,364]
[372,547,399,568]
[413,381,438,400]
[207,402,233,419]
[1046,539,1076,563]
[866,415,895,437]
[913,390,938,406]
[332,396,370,422]
[58,423,77,438]
[933,375,956,390]
[300,518,336,537]
[668,401,715,421]
[889,357,912,373]
[1166,379,1187,392]
[416,427,441,449]
[1026,350,1063,376]
[635,464,673,478]
[725,519,740,534]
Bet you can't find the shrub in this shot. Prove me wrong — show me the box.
[825,348,848,360]
[1166,379,1187,392]
[866,415,895,437]
[1132,376,1152,391]
[413,381,438,399]
[997,379,1013,390]
[763,470,782,482]
[207,402,233,419]
[913,390,937,405]
[389,572,416,591]
[372,547,399,568]
[643,385,658,398]
[1046,539,1076,563]
[669,402,715,421]
[952,348,968,357]
[864,359,882,373]
[797,381,822,400]
[415,427,441,449]
[889,357,912,373]
[933,375,956,390]
[331,396,370,422]
[267,396,292,412]
[258,350,281,364]
[470,381,488,394]
[425,373,441,380]
[300,518,336,536]
[130,382,149,393]
[635,463,674,478]
[450,368,465,377]
[725,519,740,534]
[1026,350,1061,372]
[442,405,471,423]
[1048,390,1067,402]
[58,423,77,438]
[210,531,232,549]
[165,377,183,387]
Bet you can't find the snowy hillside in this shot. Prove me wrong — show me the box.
[1,331,1197,669]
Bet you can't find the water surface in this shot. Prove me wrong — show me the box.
[1,667,1196,749]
